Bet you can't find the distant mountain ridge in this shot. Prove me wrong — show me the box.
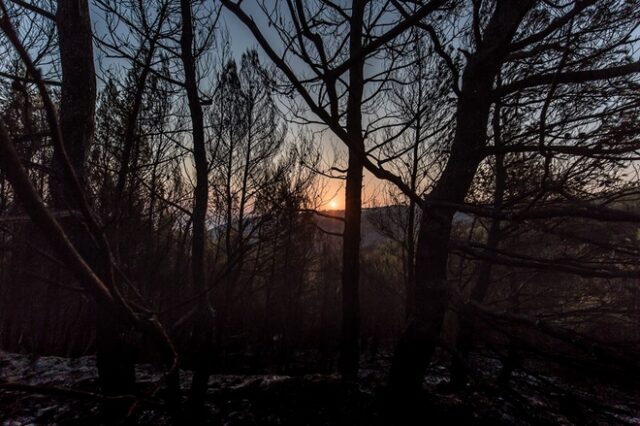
[313,205,473,249]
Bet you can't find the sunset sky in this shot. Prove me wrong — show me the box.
[90,3,391,211]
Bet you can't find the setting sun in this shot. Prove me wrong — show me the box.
[328,199,339,210]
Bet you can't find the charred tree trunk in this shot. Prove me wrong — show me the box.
[50,0,96,205]
[388,0,535,397]
[451,100,506,388]
[339,152,363,379]
[338,0,365,381]
[54,0,136,398]
[179,0,214,414]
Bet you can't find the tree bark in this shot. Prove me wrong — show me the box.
[54,0,136,398]
[338,0,365,381]
[451,100,506,387]
[339,147,363,379]
[51,0,96,207]
[179,0,214,414]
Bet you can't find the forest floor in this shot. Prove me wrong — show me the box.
[1,350,639,425]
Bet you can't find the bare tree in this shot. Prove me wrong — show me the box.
[223,0,640,399]
[177,0,217,413]
[220,0,448,380]
[0,0,181,411]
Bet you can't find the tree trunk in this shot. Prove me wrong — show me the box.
[51,0,96,206]
[55,0,137,398]
[338,0,365,381]
[339,152,363,379]
[179,0,214,414]
[451,101,506,387]
[388,0,535,397]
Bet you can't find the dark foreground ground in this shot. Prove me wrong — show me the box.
[1,350,638,425]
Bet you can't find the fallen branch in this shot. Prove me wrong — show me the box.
[0,381,161,406]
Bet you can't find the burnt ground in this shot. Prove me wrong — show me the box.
[1,350,638,425]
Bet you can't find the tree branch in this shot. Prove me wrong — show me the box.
[496,61,640,96]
